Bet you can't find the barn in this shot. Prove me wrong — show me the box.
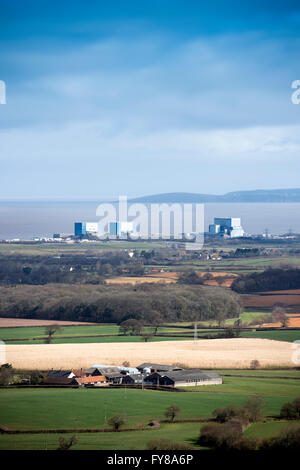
[144,369,222,387]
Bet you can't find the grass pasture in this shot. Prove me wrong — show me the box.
[0,372,299,450]
[0,422,203,450]
[0,377,297,431]
[244,420,300,439]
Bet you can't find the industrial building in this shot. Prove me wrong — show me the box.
[109,221,135,237]
[209,217,245,238]
[74,222,99,237]
[74,222,86,236]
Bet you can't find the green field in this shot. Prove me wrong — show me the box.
[0,376,298,431]
[0,324,198,344]
[241,330,300,343]
[2,419,300,450]
[244,420,300,439]
[1,316,298,344]
[214,369,300,378]
[0,422,204,450]
[0,241,166,256]
[166,310,271,328]
[179,255,300,273]
[180,376,300,397]
[0,372,299,450]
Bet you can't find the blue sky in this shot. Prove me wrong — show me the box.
[0,0,300,199]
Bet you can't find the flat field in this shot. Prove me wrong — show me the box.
[0,318,96,328]
[0,423,203,450]
[5,338,294,369]
[242,293,300,308]
[0,376,298,431]
[0,373,299,450]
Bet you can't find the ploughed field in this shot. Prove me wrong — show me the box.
[241,290,300,308]
[0,318,97,328]
[5,338,295,369]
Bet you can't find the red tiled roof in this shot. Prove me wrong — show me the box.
[72,369,86,377]
[76,375,106,384]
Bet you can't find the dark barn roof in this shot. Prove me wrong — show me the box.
[47,370,72,378]
[44,377,77,385]
[122,374,146,383]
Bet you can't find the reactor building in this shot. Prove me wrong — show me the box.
[209,217,245,238]
[74,222,99,236]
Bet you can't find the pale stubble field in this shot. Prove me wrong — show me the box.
[6,338,294,369]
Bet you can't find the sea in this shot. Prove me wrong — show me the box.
[0,201,300,240]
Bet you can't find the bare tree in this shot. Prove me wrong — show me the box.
[141,333,153,342]
[45,324,62,344]
[165,405,181,422]
[271,306,289,327]
[250,359,260,370]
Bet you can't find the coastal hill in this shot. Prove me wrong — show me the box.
[129,188,300,203]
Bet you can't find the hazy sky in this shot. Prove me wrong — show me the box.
[1,0,300,200]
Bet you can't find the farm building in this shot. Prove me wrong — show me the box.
[103,372,124,384]
[43,377,78,386]
[137,363,183,374]
[122,374,147,385]
[85,367,104,376]
[144,369,222,387]
[92,364,140,375]
[44,370,79,386]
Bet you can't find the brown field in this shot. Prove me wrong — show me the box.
[203,279,235,287]
[261,289,300,294]
[0,318,96,328]
[106,271,237,286]
[242,294,300,308]
[261,314,300,328]
[105,276,176,285]
[5,338,293,369]
[199,272,238,278]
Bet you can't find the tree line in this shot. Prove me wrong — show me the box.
[231,267,300,293]
[0,283,242,324]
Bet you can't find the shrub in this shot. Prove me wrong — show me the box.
[57,435,77,450]
[259,425,300,450]
[0,364,14,386]
[243,396,264,423]
[198,421,243,450]
[280,397,300,419]
[107,414,127,431]
[147,439,194,450]
[212,404,249,426]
